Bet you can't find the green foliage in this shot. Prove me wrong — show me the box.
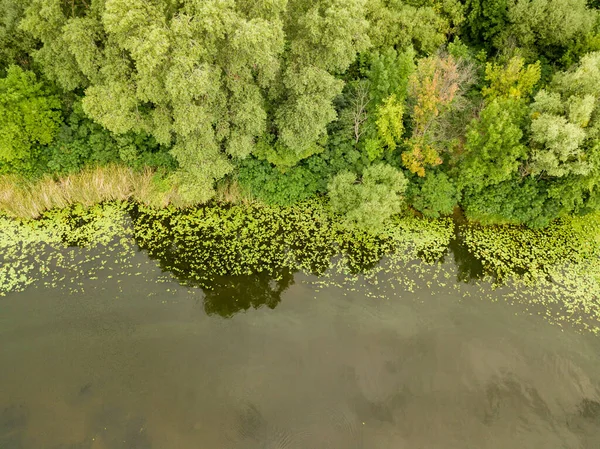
[286,0,371,72]
[460,212,600,333]
[529,114,589,176]
[465,0,598,62]
[328,162,408,229]
[341,47,416,161]
[0,66,62,170]
[459,98,528,192]
[0,0,597,233]
[528,52,600,178]
[46,102,175,175]
[462,213,600,279]
[375,94,405,151]
[273,66,343,164]
[131,199,453,285]
[0,202,133,296]
[464,0,509,46]
[367,0,465,55]
[410,171,459,217]
[459,51,600,227]
[19,0,372,200]
[0,0,35,73]
[482,56,541,100]
[237,157,322,205]
[238,129,368,206]
[365,47,416,106]
[252,133,326,171]
[462,177,560,228]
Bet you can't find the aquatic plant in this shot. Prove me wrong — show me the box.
[462,214,600,332]
[0,202,134,296]
[130,199,454,289]
[2,199,599,332]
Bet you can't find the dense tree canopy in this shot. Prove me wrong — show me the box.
[0,0,599,228]
[0,66,61,169]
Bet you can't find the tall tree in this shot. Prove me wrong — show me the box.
[0,66,62,168]
[0,0,36,74]
[528,52,600,178]
[20,0,370,201]
[403,53,475,176]
[458,98,528,192]
[366,0,464,55]
[464,0,598,62]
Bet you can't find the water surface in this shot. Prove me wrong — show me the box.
[1,250,600,449]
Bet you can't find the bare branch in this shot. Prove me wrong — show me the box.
[348,80,371,144]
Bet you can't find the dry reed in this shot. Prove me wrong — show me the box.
[0,164,179,218]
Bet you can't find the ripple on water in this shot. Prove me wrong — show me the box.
[229,402,301,449]
[0,404,28,449]
[301,404,364,449]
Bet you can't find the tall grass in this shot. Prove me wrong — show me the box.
[0,165,179,218]
[214,177,252,205]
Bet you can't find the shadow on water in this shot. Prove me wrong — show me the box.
[127,204,301,317]
[125,203,494,316]
[578,398,600,420]
[447,229,485,283]
[440,209,485,283]
[201,269,295,318]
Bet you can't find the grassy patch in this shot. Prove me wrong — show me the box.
[0,164,179,218]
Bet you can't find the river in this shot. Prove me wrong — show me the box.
[1,241,600,449]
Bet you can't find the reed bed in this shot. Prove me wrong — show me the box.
[0,165,179,218]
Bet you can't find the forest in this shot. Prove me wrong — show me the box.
[1,0,600,228]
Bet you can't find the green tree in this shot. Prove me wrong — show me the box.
[46,101,174,174]
[0,0,36,74]
[410,171,460,217]
[462,176,559,228]
[458,57,539,194]
[458,98,528,192]
[237,157,322,205]
[365,46,416,106]
[367,0,465,55]
[21,0,370,202]
[482,56,541,101]
[528,52,600,178]
[328,162,408,230]
[463,0,509,47]
[464,0,597,62]
[374,94,405,152]
[268,0,370,167]
[0,66,62,168]
[355,47,415,160]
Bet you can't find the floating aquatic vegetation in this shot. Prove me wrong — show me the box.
[461,214,600,333]
[1,200,599,332]
[0,202,147,297]
[129,200,454,290]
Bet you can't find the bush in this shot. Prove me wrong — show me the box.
[0,66,62,172]
[46,101,175,175]
[411,172,460,218]
[328,162,408,230]
[237,157,322,206]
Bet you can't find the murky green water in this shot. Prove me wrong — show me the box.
[2,247,600,449]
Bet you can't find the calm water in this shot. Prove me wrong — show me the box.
[2,249,600,449]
